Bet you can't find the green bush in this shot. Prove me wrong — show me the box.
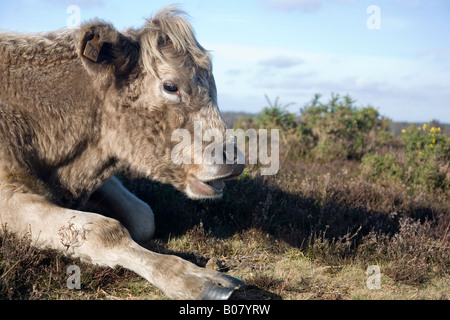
[234,94,392,163]
[361,123,450,191]
[298,94,392,161]
[401,123,450,190]
[360,153,404,183]
[235,95,296,132]
[256,95,297,131]
[234,95,301,162]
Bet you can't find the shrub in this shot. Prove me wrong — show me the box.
[256,95,297,131]
[234,94,392,163]
[360,153,404,185]
[298,94,392,161]
[361,123,450,191]
[234,95,301,163]
[357,218,449,284]
[400,124,450,190]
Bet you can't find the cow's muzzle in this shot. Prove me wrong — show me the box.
[186,144,245,200]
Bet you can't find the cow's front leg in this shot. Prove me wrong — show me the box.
[84,176,155,243]
[0,189,243,299]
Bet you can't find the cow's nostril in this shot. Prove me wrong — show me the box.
[223,143,241,164]
[223,147,230,162]
[223,149,236,163]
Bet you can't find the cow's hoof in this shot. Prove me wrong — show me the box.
[199,275,244,300]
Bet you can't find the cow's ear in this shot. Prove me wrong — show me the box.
[75,20,140,83]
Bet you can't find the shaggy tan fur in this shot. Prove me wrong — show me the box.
[0,6,244,300]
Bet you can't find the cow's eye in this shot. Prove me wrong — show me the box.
[163,82,179,93]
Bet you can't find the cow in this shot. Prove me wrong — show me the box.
[0,6,245,300]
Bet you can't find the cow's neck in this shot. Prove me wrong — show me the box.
[0,31,123,208]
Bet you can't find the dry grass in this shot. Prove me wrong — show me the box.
[1,155,449,300]
[2,223,447,300]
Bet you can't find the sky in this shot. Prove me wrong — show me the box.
[0,0,449,123]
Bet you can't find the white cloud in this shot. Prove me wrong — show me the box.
[258,56,305,68]
[416,47,450,61]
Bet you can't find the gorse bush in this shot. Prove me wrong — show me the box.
[234,95,300,162]
[361,123,450,191]
[258,95,297,131]
[234,95,296,132]
[235,93,392,163]
[298,94,392,161]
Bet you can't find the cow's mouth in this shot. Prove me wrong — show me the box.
[204,179,226,193]
[186,164,245,200]
[187,176,225,199]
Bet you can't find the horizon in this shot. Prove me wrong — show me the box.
[1,0,449,123]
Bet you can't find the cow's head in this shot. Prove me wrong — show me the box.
[75,7,244,200]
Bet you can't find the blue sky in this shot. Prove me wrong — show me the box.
[1,0,449,123]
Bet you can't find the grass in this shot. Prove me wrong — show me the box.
[1,159,448,300]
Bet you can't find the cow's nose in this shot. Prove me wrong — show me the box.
[231,162,245,178]
[223,142,244,165]
[223,142,245,179]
